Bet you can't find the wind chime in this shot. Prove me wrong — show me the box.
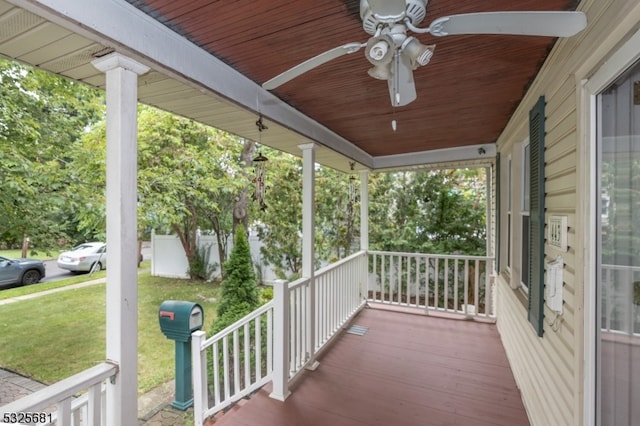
[253,116,269,211]
[348,161,357,214]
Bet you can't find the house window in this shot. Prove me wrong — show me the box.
[521,144,530,291]
[596,60,640,426]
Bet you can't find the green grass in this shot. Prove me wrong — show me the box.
[0,249,57,260]
[0,270,108,300]
[0,262,152,301]
[0,271,220,394]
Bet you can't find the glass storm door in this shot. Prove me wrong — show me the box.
[596,60,640,426]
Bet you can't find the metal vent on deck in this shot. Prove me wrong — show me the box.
[346,325,368,336]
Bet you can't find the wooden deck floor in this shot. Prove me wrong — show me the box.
[209,306,530,426]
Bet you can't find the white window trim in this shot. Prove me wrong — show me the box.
[580,26,640,426]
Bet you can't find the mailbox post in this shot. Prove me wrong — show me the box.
[158,300,204,410]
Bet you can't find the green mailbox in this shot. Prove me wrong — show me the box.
[158,300,204,410]
[159,300,204,342]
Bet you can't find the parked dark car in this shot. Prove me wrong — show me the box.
[0,256,46,286]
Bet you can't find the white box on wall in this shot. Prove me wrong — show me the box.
[549,215,568,252]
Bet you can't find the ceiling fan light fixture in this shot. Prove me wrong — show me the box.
[369,40,390,61]
[367,63,392,80]
[402,37,435,68]
[365,35,394,65]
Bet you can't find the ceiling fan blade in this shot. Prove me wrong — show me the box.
[429,11,587,38]
[263,42,364,90]
[388,52,416,107]
[367,0,407,22]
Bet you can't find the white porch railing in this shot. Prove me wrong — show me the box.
[0,361,117,426]
[191,301,274,425]
[367,251,495,319]
[287,250,368,380]
[191,250,368,425]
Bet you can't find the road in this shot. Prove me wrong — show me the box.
[42,246,152,282]
[42,259,77,282]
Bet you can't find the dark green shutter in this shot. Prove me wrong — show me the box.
[495,153,501,273]
[528,96,546,337]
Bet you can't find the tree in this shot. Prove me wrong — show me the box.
[212,227,259,332]
[368,168,486,255]
[72,105,248,277]
[315,166,359,260]
[254,150,303,278]
[0,57,104,249]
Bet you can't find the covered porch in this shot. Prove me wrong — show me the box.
[0,0,579,424]
[210,306,528,426]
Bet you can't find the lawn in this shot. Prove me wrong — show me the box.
[0,271,220,394]
[0,269,108,301]
[0,249,58,260]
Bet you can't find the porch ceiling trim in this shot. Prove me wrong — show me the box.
[8,0,374,169]
[372,143,497,171]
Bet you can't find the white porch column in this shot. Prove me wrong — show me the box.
[92,53,149,426]
[299,143,316,277]
[360,170,369,251]
[299,143,319,367]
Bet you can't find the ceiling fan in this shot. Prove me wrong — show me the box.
[262,0,587,107]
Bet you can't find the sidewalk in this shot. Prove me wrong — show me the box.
[0,368,191,425]
[0,278,107,306]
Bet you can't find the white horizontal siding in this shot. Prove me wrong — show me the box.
[495,1,640,425]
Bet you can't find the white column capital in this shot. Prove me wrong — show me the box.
[297,142,316,151]
[92,52,150,75]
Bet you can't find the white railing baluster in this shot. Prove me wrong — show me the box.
[399,255,404,304]
[212,341,220,405]
[474,259,480,316]
[267,308,273,373]
[414,256,420,307]
[434,258,440,310]
[464,259,469,314]
[87,381,102,426]
[222,336,230,400]
[244,322,251,390]
[296,286,302,369]
[233,330,240,394]
[57,398,72,425]
[444,258,449,310]
[454,259,459,312]
[255,317,262,382]
[391,255,396,303]
[371,253,377,301]
[380,252,384,302]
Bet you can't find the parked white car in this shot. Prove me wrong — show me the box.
[57,242,107,273]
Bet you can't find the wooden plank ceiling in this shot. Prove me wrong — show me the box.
[125,0,579,157]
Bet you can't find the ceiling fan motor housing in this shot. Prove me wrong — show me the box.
[361,0,428,35]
